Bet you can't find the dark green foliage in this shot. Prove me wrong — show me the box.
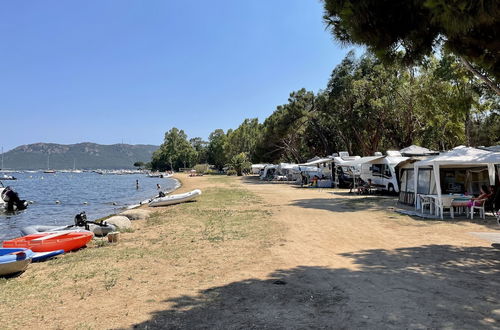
[322,0,500,91]
[207,129,228,171]
[151,128,197,171]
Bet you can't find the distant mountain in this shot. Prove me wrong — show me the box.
[1,143,159,170]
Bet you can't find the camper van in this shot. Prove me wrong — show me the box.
[360,151,408,193]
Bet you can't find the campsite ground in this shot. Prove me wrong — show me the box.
[1,174,499,329]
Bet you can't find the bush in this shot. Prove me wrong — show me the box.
[226,169,237,176]
[193,164,209,174]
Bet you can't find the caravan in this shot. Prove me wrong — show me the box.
[359,151,409,193]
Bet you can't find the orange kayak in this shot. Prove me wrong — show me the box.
[3,232,94,252]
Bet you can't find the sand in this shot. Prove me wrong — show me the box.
[1,174,499,329]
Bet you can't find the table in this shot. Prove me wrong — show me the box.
[418,194,472,218]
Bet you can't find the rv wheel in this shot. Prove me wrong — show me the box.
[388,183,395,194]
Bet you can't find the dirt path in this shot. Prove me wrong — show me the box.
[1,174,499,329]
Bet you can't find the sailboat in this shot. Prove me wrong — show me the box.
[71,159,82,173]
[43,155,56,173]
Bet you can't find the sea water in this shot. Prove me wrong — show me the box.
[0,172,178,240]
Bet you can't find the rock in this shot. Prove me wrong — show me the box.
[120,209,151,221]
[105,216,132,230]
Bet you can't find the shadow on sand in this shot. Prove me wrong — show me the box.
[131,245,500,329]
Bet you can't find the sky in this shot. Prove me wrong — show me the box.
[0,0,352,151]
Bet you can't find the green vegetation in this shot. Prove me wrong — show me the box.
[322,0,500,95]
[151,51,498,170]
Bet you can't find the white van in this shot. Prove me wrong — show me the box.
[360,151,408,193]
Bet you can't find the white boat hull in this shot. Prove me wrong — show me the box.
[149,189,201,207]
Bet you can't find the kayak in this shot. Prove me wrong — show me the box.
[3,232,94,252]
[149,189,202,207]
[32,249,65,262]
[0,248,34,276]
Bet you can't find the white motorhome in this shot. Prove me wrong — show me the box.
[360,151,409,193]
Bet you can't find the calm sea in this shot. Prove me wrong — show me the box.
[0,172,178,240]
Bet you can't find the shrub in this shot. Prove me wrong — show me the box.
[193,164,209,174]
[226,169,237,176]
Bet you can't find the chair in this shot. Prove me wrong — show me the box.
[420,195,433,214]
[470,199,487,220]
[435,197,454,219]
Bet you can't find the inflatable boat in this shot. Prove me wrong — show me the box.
[21,212,115,237]
[0,248,34,276]
[3,231,94,252]
[32,249,65,262]
[149,189,202,207]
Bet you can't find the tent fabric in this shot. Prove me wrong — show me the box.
[415,146,500,167]
[413,146,500,206]
[400,145,437,156]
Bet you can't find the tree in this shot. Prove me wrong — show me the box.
[207,129,228,171]
[229,152,252,176]
[322,0,500,94]
[225,118,261,162]
[133,161,145,168]
[151,128,197,171]
[190,137,209,164]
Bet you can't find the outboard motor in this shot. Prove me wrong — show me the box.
[74,211,89,229]
[1,186,28,211]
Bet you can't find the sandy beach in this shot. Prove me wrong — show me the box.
[1,174,499,329]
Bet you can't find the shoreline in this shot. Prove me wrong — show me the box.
[1,174,498,329]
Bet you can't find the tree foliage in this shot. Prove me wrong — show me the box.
[151,127,197,171]
[322,0,500,94]
[151,51,498,169]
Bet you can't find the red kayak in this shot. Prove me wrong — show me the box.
[3,231,94,252]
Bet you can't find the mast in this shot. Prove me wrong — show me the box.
[1,146,3,170]
[47,154,50,170]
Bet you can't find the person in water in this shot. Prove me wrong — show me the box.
[157,183,161,190]
[136,180,139,189]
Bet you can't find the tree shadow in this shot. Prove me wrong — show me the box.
[290,196,396,213]
[131,245,500,329]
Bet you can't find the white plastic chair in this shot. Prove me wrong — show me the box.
[470,199,486,220]
[436,197,454,219]
[420,195,433,214]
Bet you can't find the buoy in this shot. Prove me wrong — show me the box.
[83,202,88,205]
[29,201,34,204]
[55,200,60,204]
[112,202,117,206]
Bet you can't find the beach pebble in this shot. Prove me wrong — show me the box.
[120,209,151,221]
[105,215,132,230]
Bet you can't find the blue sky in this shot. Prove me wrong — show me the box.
[0,0,352,151]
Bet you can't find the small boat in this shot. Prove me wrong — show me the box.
[0,248,35,276]
[0,174,16,180]
[149,189,202,207]
[21,212,115,237]
[3,231,94,252]
[32,249,65,262]
[147,172,164,178]
[43,170,56,174]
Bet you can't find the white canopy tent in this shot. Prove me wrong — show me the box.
[413,146,500,207]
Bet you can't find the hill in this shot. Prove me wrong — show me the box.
[1,142,159,170]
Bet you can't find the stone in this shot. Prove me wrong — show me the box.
[120,209,151,221]
[105,215,132,230]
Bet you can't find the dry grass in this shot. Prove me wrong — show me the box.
[0,177,278,329]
